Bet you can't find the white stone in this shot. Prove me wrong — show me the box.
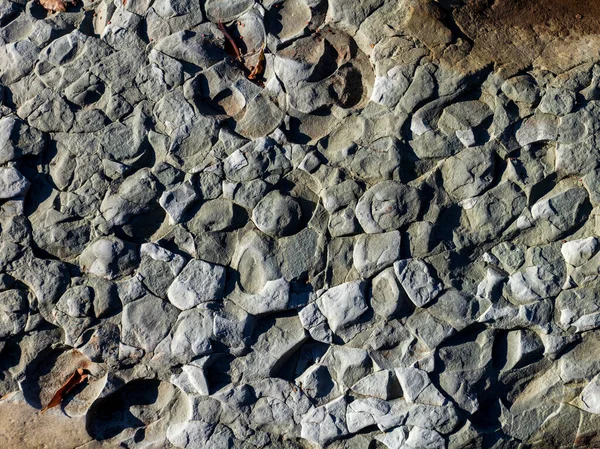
[405,426,445,449]
[351,370,393,400]
[580,373,600,414]
[561,237,599,267]
[0,167,30,199]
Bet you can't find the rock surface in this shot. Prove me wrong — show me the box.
[1,0,600,447]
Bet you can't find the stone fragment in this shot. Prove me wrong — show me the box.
[405,426,445,449]
[394,259,442,308]
[440,143,496,200]
[395,367,447,406]
[526,181,589,245]
[376,426,409,449]
[0,167,30,199]
[138,243,186,298]
[351,370,394,400]
[300,396,349,446]
[398,65,436,113]
[251,191,302,238]
[580,373,600,414]
[371,266,412,319]
[159,181,198,224]
[121,295,179,352]
[167,259,226,310]
[503,329,543,370]
[170,308,214,362]
[355,181,420,233]
[515,114,558,147]
[205,0,254,22]
[346,397,391,433]
[538,87,576,116]
[502,75,539,104]
[316,281,368,332]
[556,286,600,332]
[79,238,139,280]
[462,181,526,245]
[353,231,401,278]
[562,237,599,267]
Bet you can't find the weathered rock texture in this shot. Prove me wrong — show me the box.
[1,0,600,447]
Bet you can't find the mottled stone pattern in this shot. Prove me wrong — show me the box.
[1,0,600,447]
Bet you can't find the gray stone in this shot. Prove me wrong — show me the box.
[300,396,349,446]
[394,259,442,308]
[355,181,421,233]
[160,181,199,224]
[205,0,254,22]
[187,199,246,233]
[462,181,526,245]
[440,143,496,200]
[398,65,436,113]
[0,289,28,339]
[0,167,29,199]
[371,266,412,319]
[252,191,302,238]
[502,74,539,104]
[526,181,589,245]
[556,286,600,332]
[316,281,368,333]
[538,87,576,116]
[170,308,214,362]
[321,180,363,213]
[138,243,186,298]
[121,294,179,352]
[353,231,401,278]
[405,426,445,449]
[515,114,558,147]
[351,370,394,400]
[0,117,45,164]
[562,237,599,267]
[79,237,140,280]
[167,259,226,310]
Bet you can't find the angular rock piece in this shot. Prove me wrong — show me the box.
[405,426,445,449]
[562,237,599,267]
[167,259,226,310]
[121,295,179,352]
[580,373,600,414]
[300,396,349,446]
[351,370,394,400]
[159,181,198,224]
[0,167,30,199]
[515,114,558,147]
[395,367,447,406]
[440,143,496,200]
[353,231,401,278]
[394,259,442,308]
[556,286,600,332]
[316,281,368,332]
[79,238,139,280]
